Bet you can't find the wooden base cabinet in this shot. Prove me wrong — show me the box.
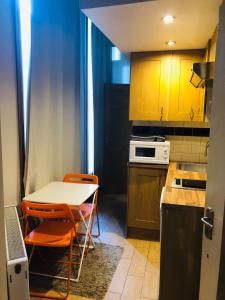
[159,204,204,300]
[127,163,167,239]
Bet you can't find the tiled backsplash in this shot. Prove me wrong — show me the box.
[132,124,210,164]
[168,136,209,163]
[133,124,210,137]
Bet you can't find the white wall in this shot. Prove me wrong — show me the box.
[0,0,21,206]
[0,0,21,296]
[0,124,8,299]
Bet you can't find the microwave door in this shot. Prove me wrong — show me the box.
[135,147,156,158]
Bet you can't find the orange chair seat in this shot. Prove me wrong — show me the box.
[71,203,96,221]
[24,221,79,247]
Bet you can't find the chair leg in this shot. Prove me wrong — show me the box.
[66,237,73,295]
[29,246,35,266]
[74,234,82,257]
[90,206,101,238]
[95,206,101,237]
[85,212,97,255]
[30,240,74,300]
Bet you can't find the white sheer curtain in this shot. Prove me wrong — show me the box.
[25,0,81,194]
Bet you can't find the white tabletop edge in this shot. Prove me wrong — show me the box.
[23,181,99,206]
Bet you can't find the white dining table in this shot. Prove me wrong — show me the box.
[23,181,99,282]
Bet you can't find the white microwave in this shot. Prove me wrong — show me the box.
[129,140,170,164]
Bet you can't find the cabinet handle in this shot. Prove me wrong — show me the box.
[160,106,164,121]
[190,107,194,121]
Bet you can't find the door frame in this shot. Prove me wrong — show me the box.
[199,1,225,299]
[217,206,225,299]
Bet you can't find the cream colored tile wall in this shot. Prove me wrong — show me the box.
[167,136,209,163]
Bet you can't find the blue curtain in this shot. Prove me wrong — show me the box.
[92,24,112,183]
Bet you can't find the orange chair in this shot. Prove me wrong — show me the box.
[63,173,100,239]
[22,201,80,300]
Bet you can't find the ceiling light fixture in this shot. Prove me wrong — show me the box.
[162,15,175,24]
[166,40,176,47]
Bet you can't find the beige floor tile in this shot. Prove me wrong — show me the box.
[149,241,160,253]
[103,234,136,259]
[145,261,159,276]
[127,238,138,247]
[104,292,121,300]
[128,247,149,277]
[109,258,131,294]
[135,239,150,249]
[126,239,150,250]
[147,242,160,268]
[110,233,130,247]
[142,263,160,300]
[121,242,135,259]
[121,276,143,300]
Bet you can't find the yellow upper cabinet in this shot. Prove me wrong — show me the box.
[129,52,172,121]
[169,50,205,121]
[129,50,205,121]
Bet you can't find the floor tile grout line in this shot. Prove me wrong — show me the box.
[128,244,150,278]
[120,246,135,299]
[108,240,134,295]
[140,245,151,298]
[121,245,150,298]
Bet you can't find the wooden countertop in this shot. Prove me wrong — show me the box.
[161,162,207,208]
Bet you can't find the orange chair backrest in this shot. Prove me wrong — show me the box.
[22,201,74,222]
[63,173,98,185]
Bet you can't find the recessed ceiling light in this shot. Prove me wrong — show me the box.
[166,40,176,47]
[162,15,175,24]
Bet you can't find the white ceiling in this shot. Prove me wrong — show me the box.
[82,0,222,53]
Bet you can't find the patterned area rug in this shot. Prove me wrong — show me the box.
[30,243,123,300]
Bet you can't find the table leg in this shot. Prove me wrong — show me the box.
[78,210,95,248]
[75,191,97,282]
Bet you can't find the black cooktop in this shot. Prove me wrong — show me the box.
[175,178,207,190]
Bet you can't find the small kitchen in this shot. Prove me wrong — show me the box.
[126,31,215,299]
[82,1,222,299]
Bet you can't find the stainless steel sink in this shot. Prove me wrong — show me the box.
[177,163,207,173]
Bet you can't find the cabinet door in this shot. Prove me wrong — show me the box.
[169,50,205,121]
[128,166,166,230]
[159,205,204,300]
[129,53,171,121]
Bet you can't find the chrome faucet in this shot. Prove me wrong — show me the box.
[205,141,210,157]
